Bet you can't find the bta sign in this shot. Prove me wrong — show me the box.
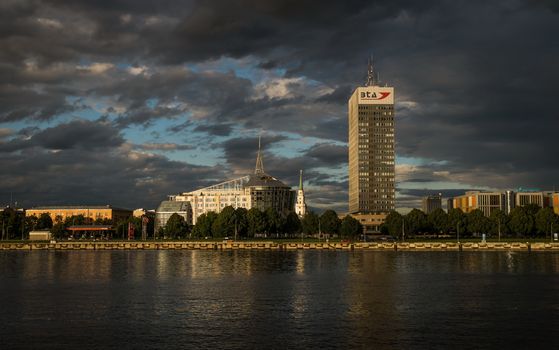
[360,91,390,100]
[356,87,394,104]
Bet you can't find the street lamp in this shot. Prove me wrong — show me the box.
[318,217,321,242]
[457,221,460,244]
[401,217,405,242]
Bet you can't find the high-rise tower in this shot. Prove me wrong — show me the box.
[295,170,307,217]
[348,57,395,214]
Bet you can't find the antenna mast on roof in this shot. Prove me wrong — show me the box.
[255,134,265,175]
[365,55,378,87]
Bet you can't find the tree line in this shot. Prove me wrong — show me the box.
[0,209,154,240]
[382,204,559,239]
[159,206,363,240]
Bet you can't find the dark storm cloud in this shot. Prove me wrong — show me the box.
[0,119,123,152]
[134,143,194,151]
[1,0,558,209]
[305,143,347,166]
[193,123,232,137]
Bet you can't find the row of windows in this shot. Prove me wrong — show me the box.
[358,105,393,110]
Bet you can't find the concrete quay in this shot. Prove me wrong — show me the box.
[1,241,559,251]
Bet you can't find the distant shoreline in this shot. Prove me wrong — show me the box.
[1,241,558,251]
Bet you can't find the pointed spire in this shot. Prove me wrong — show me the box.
[255,134,265,174]
[299,170,303,190]
[365,55,378,87]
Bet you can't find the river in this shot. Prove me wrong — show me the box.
[1,250,558,349]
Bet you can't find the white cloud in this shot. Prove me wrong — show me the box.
[36,18,63,29]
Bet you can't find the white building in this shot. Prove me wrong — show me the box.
[295,170,307,217]
[163,138,295,225]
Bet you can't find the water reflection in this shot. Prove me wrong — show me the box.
[0,251,558,349]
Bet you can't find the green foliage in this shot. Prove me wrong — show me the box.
[467,209,490,235]
[50,222,66,239]
[535,207,558,237]
[36,213,53,230]
[301,212,319,235]
[0,208,25,240]
[320,210,341,235]
[340,215,362,239]
[428,208,448,233]
[247,208,267,237]
[164,213,189,239]
[192,212,217,238]
[212,206,236,238]
[523,203,541,216]
[448,208,467,235]
[405,208,428,235]
[283,212,302,237]
[508,207,535,237]
[234,208,248,238]
[382,211,403,238]
[264,207,280,235]
[489,209,510,236]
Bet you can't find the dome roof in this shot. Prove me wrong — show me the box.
[244,173,290,189]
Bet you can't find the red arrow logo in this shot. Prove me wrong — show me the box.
[378,92,390,100]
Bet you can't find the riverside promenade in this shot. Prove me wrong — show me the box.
[1,241,559,251]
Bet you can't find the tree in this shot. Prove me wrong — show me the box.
[283,212,302,237]
[320,210,341,236]
[523,203,541,216]
[301,212,319,236]
[212,206,236,238]
[381,211,403,238]
[233,208,248,238]
[340,215,362,240]
[535,207,558,238]
[427,208,448,234]
[448,208,467,236]
[508,207,535,237]
[164,213,188,239]
[264,207,280,236]
[405,209,428,235]
[467,209,490,236]
[247,208,267,237]
[489,209,510,238]
[192,212,217,238]
[36,213,53,230]
[51,222,67,239]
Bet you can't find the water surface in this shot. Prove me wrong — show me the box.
[1,251,558,349]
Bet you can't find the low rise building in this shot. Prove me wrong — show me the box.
[346,212,388,235]
[155,201,192,233]
[450,191,503,217]
[25,205,132,224]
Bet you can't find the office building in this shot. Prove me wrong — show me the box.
[450,191,504,217]
[422,194,442,214]
[348,58,395,214]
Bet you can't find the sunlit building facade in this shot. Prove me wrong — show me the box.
[295,170,307,217]
[162,139,295,225]
[451,191,504,217]
[25,205,132,223]
[348,58,395,214]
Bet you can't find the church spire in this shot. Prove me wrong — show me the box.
[299,169,303,190]
[255,135,265,174]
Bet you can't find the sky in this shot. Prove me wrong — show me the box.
[1,0,558,213]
